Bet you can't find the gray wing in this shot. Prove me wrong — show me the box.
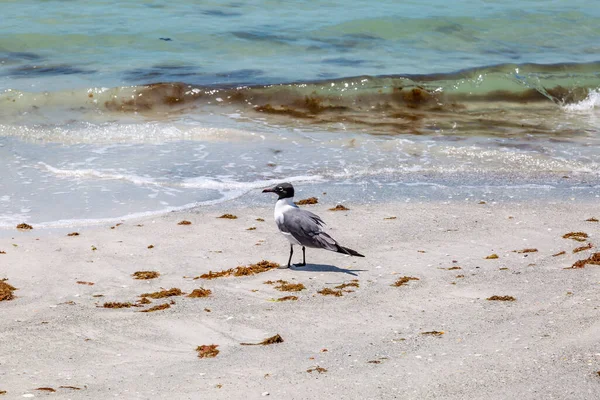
[278,208,339,251]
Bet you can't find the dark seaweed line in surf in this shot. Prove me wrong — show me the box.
[3,60,597,136]
[103,60,600,113]
[96,62,597,137]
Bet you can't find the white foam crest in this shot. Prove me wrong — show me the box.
[179,175,324,190]
[328,167,414,179]
[0,123,265,144]
[0,212,30,228]
[39,162,324,190]
[563,89,600,112]
[39,162,160,186]
[439,146,600,174]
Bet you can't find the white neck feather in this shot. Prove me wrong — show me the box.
[276,197,296,207]
[274,197,297,219]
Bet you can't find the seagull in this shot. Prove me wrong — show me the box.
[262,182,365,268]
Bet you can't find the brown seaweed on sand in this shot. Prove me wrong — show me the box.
[335,282,359,289]
[307,366,327,374]
[76,281,94,286]
[276,282,305,292]
[197,260,279,280]
[102,302,137,309]
[187,288,212,298]
[137,297,151,304]
[199,270,231,279]
[67,232,79,236]
[485,253,499,259]
[568,252,600,269]
[585,217,598,222]
[487,295,516,301]
[132,271,160,280]
[35,388,56,392]
[552,251,566,257]
[296,197,318,205]
[0,279,17,301]
[241,334,284,346]
[329,204,349,211]
[16,223,33,230]
[573,243,593,253]
[178,220,192,225]
[234,261,279,276]
[317,288,343,297]
[562,232,589,242]
[140,303,171,312]
[515,248,538,254]
[59,386,81,390]
[421,331,445,336]
[391,276,419,287]
[139,288,183,298]
[218,214,237,219]
[276,296,298,302]
[196,344,219,358]
[265,279,306,292]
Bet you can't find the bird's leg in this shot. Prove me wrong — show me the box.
[298,246,306,266]
[284,244,293,268]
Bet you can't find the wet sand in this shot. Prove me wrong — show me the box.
[1,199,599,399]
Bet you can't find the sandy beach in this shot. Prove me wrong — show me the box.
[1,197,600,399]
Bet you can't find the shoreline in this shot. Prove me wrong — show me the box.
[1,199,600,399]
[2,178,599,236]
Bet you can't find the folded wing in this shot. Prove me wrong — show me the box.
[277,208,339,251]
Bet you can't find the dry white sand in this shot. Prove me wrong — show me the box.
[1,199,600,399]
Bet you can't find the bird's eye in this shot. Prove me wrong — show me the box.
[277,187,282,191]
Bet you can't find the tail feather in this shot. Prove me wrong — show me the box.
[336,245,365,257]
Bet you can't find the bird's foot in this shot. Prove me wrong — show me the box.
[293,262,306,267]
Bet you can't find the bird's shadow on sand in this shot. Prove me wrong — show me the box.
[290,263,366,276]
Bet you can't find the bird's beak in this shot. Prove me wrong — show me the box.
[262,186,276,193]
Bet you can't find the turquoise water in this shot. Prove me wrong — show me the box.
[0,0,599,228]
[2,0,600,90]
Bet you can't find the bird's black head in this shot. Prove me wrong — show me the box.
[262,182,295,199]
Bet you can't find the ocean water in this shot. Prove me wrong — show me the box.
[1,0,599,228]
